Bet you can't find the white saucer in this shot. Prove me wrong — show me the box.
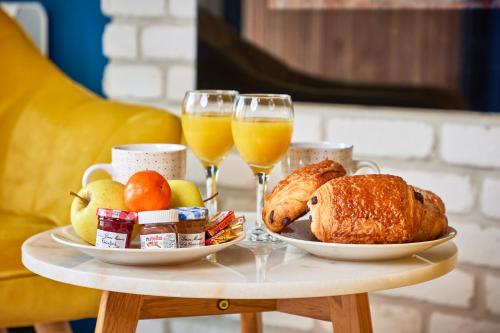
[269,219,456,261]
[51,226,244,266]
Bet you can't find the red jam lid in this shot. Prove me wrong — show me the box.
[96,208,138,222]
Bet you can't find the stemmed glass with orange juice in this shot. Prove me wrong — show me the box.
[232,94,294,242]
[182,90,238,216]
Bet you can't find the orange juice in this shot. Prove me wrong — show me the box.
[182,113,233,166]
[232,118,293,174]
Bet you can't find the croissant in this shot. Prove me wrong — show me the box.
[307,175,425,244]
[411,187,448,242]
[262,160,346,233]
[412,186,445,214]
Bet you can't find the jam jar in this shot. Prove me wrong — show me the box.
[177,207,208,248]
[138,210,179,249]
[95,208,137,248]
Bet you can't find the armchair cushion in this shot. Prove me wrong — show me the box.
[0,211,55,280]
[0,7,182,328]
[0,211,101,327]
[1,276,100,327]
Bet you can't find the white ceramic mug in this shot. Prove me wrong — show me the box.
[82,144,187,186]
[281,142,380,176]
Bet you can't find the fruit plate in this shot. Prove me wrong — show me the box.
[51,226,244,266]
[269,219,457,261]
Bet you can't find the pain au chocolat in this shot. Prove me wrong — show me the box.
[307,174,447,244]
[410,186,448,242]
[262,160,346,233]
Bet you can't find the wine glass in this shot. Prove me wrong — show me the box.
[232,94,294,242]
[182,90,239,216]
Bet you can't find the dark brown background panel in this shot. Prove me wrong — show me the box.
[243,0,462,91]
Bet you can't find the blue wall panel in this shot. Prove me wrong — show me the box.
[5,0,109,96]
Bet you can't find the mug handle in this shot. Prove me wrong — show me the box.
[353,160,380,174]
[82,163,114,187]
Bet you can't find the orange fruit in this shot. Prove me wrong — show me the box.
[124,170,172,211]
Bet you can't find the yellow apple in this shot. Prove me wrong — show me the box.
[168,180,204,208]
[70,179,127,245]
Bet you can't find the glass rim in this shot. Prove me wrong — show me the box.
[184,89,239,95]
[237,93,291,99]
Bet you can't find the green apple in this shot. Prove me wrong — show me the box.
[168,180,204,208]
[70,179,127,245]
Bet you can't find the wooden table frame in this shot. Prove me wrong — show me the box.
[95,291,373,333]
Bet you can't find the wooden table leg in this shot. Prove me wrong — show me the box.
[328,293,373,333]
[95,291,143,333]
[240,313,262,333]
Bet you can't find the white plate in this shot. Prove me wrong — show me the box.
[51,226,244,266]
[269,219,456,261]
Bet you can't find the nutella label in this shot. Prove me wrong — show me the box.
[96,229,127,248]
[178,232,205,248]
[140,233,177,249]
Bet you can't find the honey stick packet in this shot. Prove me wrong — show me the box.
[206,228,236,245]
[205,211,235,237]
[229,216,245,234]
[205,215,246,245]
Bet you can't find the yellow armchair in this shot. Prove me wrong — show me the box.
[0,9,182,329]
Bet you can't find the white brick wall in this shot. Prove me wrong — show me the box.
[317,300,423,333]
[142,25,196,60]
[104,64,162,99]
[485,275,500,316]
[137,319,166,333]
[103,23,136,59]
[166,65,196,102]
[103,0,196,103]
[292,114,322,142]
[218,152,255,188]
[185,149,255,188]
[452,220,500,268]
[379,269,474,307]
[441,123,500,168]
[167,316,240,333]
[262,312,315,330]
[169,0,197,19]
[481,178,500,219]
[382,168,474,214]
[370,302,422,333]
[146,314,330,333]
[102,0,164,17]
[429,313,500,333]
[326,117,434,159]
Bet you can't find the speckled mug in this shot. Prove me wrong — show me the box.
[82,144,186,186]
[281,142,380,176]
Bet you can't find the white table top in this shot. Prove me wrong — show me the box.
[22,214,457,299]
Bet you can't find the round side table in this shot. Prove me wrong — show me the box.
[22,214,457,333]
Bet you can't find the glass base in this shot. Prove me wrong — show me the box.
[269,234,282,243]
[239,235,285,254]
[246,227,282,243]
[249,227,270,242]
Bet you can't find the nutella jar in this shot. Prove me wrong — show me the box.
[96,208,137,248]
[177,207,208,248]
[138,210,179,249]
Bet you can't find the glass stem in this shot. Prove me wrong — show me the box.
[205,165,218,216]
[255,253,269,282]
[255,172,269,231]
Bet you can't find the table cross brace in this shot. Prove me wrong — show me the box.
[95,291,373,333]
